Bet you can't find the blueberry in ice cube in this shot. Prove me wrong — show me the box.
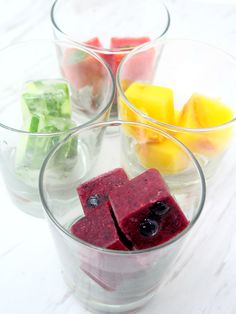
[150,201,170,216]
[139,218,159,237]
[86,194,101,208]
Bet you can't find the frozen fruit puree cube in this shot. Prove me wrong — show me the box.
[124,83,174,125]
[109,169,189,250]
[136,139,190,174]
[77,168,129,215]
[178,93,233,156]
[71,205,128,250]
[120,83,174,142]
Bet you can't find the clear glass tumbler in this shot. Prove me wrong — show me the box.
[117,39,236,182]
[0,40,115,218]
[39,120,205,314]
[50,0,170,117]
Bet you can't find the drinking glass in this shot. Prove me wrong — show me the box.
[117,39,236,182]
[51,0,170,117]
[0,39,115,217]
[39,120,205,314]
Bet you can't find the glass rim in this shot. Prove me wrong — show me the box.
[39,120,206,256]
[50,0,171,53]
[117,37,236,133]
[0,38,115,135]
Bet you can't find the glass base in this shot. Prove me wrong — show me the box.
[109,101,118,120]
[63,273,155,314]
[85,302,148,314]
[1,139,92,219]
[9,189,44,218]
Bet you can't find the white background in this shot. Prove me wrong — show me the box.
[0,0,236,313]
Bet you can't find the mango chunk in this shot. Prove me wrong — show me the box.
[179,93,233,128]
[174,109,181,125]
[119,82,175,142]
[178,94,233,156]
[125,82,174,123]
[136,140,189,174]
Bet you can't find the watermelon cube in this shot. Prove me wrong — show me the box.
[110,37,153,78]
[62,47,105,97]
[85,37,103,48]
[110,37,150,49]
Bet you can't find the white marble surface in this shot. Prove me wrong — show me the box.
[1,0,236,313]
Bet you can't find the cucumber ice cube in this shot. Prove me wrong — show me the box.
[15,79,77,172]
[21,79,71,129]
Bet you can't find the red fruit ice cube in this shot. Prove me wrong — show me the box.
[77,168,129,216]
[61,47,106,96]
[84,37,103,48]
[111,37,153,79]
[110,37,150,49]
[72,206,128,290]
[71,205,128,250]
[109,169,189,250]
[110,53,125,77]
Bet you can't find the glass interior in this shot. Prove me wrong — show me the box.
[39,121,205,313]
[117,39,236,181]
[0,40,114,132]
[51,0,170,119]
[51,0,170,51]
[0,40,114,217]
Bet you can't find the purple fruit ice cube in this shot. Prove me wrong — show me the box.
[109,168,189,250]
[71,205,128,250]
[77,168,129,215]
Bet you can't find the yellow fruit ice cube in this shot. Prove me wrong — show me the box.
[119,82,175,142]
[178,94,233,156]
[125,82,175,123]
[120,79,132,91]
[136,140,189,174]
[174,109,181,125]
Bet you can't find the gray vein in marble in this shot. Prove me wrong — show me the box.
[215,282,228,297]
[40,289,74,314]
[0,1,54,48]
[222,5,236,18]
[216,195,235,222]
[2,13,49,45]
[54,290,74,307]
[214,261,227,277]
[0,242,22,259]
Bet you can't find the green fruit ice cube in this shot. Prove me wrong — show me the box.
[15,79,77,172]
[21,79,71,127]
